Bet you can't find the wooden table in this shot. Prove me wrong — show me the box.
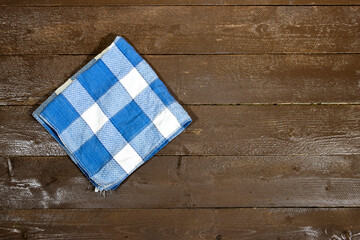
[1,1,360,239]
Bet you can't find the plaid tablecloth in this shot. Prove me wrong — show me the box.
[33,36,192,192]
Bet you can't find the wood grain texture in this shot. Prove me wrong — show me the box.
[1,105,360,156]
[2,2,360,238]
[2,54,360,105]
[1,6,360,55]
[1,155,360,209]
[0,208,360,239]
[2,0,360,6]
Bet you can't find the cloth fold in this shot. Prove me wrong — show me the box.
[33,36,192,191]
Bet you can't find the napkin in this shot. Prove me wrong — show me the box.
[33,36,192,192]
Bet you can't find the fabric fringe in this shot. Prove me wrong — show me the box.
[94,186,113,197]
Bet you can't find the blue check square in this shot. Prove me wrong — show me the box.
[74,135,112,176]
[60,117,94,153]
[97,81,132,118]
[96,121,127,157]
[62,80,95,115]
[78,59,118,101]
[101,43,134,80]
[111,100,151,142]
[40,93,80,133]
[134,85,166,121]
[32,36,192,192]
[135,60,158,84]
[129,123,165,159]
[150,78,176,107]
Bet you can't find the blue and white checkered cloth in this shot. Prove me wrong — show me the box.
[33,36,192,192]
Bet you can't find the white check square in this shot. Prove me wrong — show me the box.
[153,108,181,139]
[120,68,148,98]
[114,144,143,174]
[81,103,109,133]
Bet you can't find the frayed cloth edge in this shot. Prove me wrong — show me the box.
[94,186,115,196]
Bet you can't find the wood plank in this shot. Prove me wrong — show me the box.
[1,6,360,55]
[2,0,360,6]
[1,155,360,209]
[1,105,360,156]
[0,208,360,239]
[2,54,360,105]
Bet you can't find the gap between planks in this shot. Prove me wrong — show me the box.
[2,155,360,209]
[2,4,360,7]
[4,52,360,56]
[3,103,360,107]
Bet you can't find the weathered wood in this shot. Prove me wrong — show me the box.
[2,2,360,237]
[2,0,360,6]
[1,6,360,55]
[2,54,360,105]
[1,105,360,156]
[0,208,360,239]
[1,155,360,209]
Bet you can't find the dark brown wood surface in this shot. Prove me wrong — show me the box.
[2,105,360,156]
[2,54,360,105]
[1,208,360,239]
[1,6,360,55]
[1,155,360,209]
[2,0,360,6]
[1,1,360,239]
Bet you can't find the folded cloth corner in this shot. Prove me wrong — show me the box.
[32,36,192,192]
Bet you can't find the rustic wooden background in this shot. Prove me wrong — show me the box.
[1,0,360,239]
